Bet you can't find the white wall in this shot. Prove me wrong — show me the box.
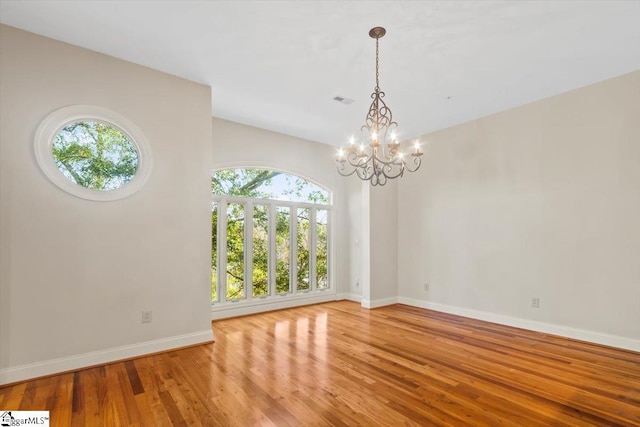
[211,118,361,313]
[398,71,640,350]
[347,181,363,299]
[0,25,214,384]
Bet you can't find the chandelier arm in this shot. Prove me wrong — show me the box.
[380,163,404,180]
[350,153,373,168]
[336,163,358,177]
[338,154,415,186]
[356,163,374,181]
[404,156,422,173]
[366,155,402,168]
[336,152,378,178]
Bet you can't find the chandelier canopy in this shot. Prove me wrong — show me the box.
[336,27,422,186]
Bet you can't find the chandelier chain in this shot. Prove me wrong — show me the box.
[375,38,380,92]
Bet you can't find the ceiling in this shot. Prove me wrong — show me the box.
[1,1,639,146]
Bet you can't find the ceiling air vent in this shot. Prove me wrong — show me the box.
[333,96,354,105]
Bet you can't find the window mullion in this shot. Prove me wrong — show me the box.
[290,205,297,295]
[245,201,253,300]
[268,202,277,297]
[219,199,229,302]
[310,207,317,292]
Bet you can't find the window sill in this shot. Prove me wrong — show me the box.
[211,290,337,320]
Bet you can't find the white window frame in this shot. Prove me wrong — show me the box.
[34,105,152,201]
[212,194,333,310]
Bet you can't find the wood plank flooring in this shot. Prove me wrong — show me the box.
[1,301,639,426]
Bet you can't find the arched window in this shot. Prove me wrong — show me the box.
[211,169,332,306]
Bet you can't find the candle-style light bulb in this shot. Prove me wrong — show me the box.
[359,144,365,152]
[338,148,345,158]
[371,131,377,141]
[390,131,397,142]
[412,140,424,157]
[349,136,355,146]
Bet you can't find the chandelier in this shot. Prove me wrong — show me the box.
[336,27,423,186]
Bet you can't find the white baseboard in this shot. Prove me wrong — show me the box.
[211,292,338,320]
[336,293,361,302]
[398,297,640,352]
[362,296,399,309]
[0,329,214,385]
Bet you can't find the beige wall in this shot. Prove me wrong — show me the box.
[398,71,640,346]
[0,25,214,383]
[362,181,398,306]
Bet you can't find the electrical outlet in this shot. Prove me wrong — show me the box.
[531,298,540,309]
[424,282,429,291]
[355,280,360,288]
[141,310,153,323]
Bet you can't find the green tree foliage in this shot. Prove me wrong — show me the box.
[52,122,138,190]
[225,203,245,299]
[275,207,291,294]
[211,169,329,302]
[212,169,280,199]
[297,208,311,291]
[316,210,329,289]
[252,205,269,297]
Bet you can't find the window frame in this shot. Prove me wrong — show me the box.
[34,105,152,201]
[211,193,334,309]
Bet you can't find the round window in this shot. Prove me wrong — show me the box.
[35,106,152,201]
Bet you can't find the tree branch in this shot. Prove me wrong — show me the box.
[239,170,280,193]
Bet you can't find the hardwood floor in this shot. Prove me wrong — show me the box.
[1,301,639,426]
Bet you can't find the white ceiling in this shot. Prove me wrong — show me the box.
[1,1,639,146]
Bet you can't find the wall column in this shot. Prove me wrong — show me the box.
[361,179,398,308]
